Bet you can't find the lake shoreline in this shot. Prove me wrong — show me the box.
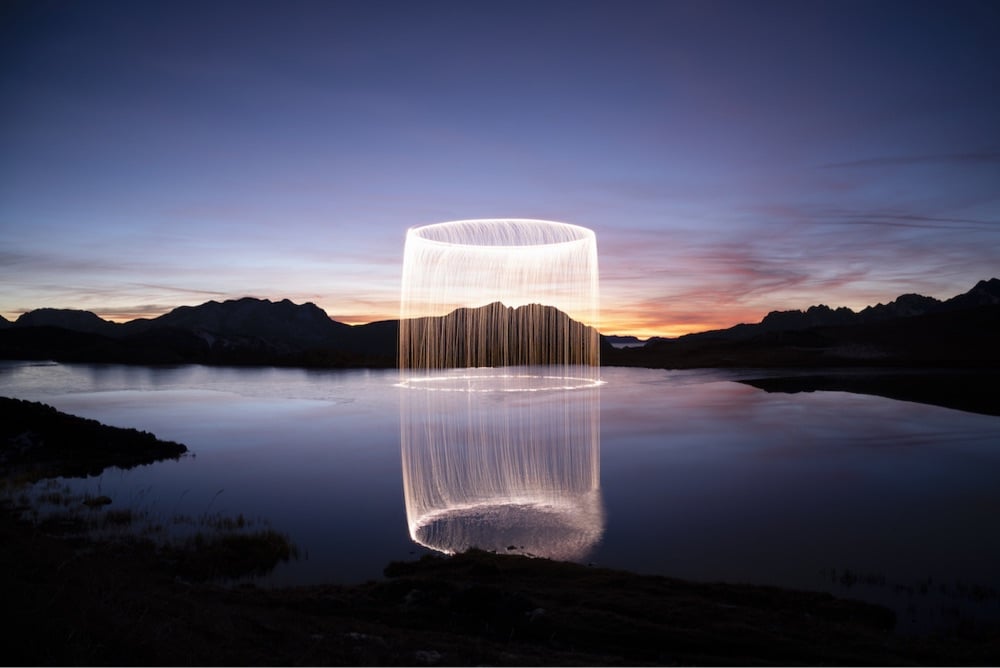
[7,357,1000,417]
[4,508,989,666]
[733,367,1000,416]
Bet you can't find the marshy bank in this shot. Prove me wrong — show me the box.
[2,397,999,665]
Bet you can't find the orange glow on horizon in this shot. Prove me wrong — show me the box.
[601,322,729,340]
[101,314,153,324]
[598,305,768,340]
[327,313,399,327]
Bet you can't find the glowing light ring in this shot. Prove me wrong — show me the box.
[407,497,605,558]
[396,374,605,392]
[409,218,594,248]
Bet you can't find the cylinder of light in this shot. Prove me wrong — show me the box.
[399,218,600,375]
[397,218,604,560]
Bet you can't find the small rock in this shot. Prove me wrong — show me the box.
[414,649,442,665]
[345,632,386,646]
[83,495,112,508]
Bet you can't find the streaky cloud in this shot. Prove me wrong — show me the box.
[823,152,1000,169]
[829,215,997,231]
[132,283,229,297]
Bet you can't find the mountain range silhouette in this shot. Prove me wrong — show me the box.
[1,279,997,369]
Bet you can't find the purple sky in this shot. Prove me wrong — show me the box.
[2,0,998,337]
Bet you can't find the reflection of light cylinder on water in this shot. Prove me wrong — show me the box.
[401,382,602,559]
[398,219,603,560]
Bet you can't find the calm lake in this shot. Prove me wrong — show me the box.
[3,361,1000,632]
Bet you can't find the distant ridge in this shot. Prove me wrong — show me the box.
[131,297,353,350]
[609,278,1000,369]
[1,297,396,367]
[14,308,120,337]
[1,279,997,369]
[669,277,1000,343]
[605,335,646,348]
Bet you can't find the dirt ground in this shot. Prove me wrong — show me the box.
[7,504,1000,666]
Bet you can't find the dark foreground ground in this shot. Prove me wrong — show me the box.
[6,518,998,668]
[3,397,1000,665]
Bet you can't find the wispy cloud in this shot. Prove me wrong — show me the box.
[86,304,186,322]
[827,211,998,231]
[823,152,1000,169]
[131,283,229,298]
[594,197,1000,336]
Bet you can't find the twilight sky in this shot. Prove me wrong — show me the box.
[2,0,999,337]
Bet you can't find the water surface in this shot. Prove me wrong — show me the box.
[3,361,999,631]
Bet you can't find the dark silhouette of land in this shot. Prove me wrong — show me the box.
[401,301,599,368]
[2,279,996,367]
[0,396,187,481]
[738,370,1000,417]
[602,278,1000,416]
[605,278,1000,370]
[0,297,397,367]
[0,278,1000,369]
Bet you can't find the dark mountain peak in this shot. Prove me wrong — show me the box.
[753,280,1000,334]
[14,308,118,335]
[895,293,937,306]
[858,293,940,321]
[514,302,563,315]
[226,296,318,311]
[160,296,333,321]
[446,302,574,320]
[975,277,1000,294]
[0,314,10,329]
[850,279,999,320]
[947,278,1000,309]
[760,304,856,332]
[605,334,644,344]
[670,278,998,345]
[806,304,855,317]
[402,301,599,368]
[450,301,511,315]
[150,297,349,349]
